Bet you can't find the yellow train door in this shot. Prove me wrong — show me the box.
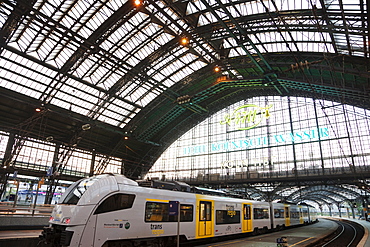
[242,203,252,232]
[284,206,290,227]
[197,200,214,238]
[299,206,304,224]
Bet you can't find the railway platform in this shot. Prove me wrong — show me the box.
[192,217,370,247]
[192,218,338,247]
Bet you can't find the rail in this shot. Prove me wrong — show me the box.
[0,202,53,216]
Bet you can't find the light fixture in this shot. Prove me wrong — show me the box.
[46,136,53,142]
[180,37,189,46]
[82,124,91,130]
[134,0,142,7]
[124,136,129,140]
[35,107,42,112]
[176,95,192,104]
[214,65,221,73]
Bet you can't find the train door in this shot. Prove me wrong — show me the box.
[284,206,290,227]
[299,206,304,224]
[197,200,214,238]
[242,203,252,232]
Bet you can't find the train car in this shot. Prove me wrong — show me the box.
[301,205,310,224]
[270,202,286,230]
[250,201,271,234]
[308,205,318,222]
[289,204,303,226]
[270,203,312,230]
[40,174,317,247]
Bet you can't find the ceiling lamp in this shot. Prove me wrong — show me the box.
[214,65,221,73]
[134,0,142,7]
[180,37,189,46]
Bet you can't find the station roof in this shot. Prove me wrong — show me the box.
[0,0,369,206]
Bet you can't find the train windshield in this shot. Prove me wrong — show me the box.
[61,174,112,205]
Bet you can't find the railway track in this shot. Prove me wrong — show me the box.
[311,218,364,247]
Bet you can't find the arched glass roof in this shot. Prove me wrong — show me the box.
[1,0,367,128]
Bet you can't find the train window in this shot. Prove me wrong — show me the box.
[94,193,135,214]
[216,210,240,225]
[253,208,269,219]
[145,202,169,222]
[180,204,194,222]
[145,202,194,222]
[274,209,285,218]
[199,201,212,221]
[291,211,300,218]
[302,208,308,217]
[61,174,111,205]
[243,204,251,220]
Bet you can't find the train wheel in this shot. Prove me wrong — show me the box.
[103,240,133,247]
[151,237,172,247]
[119,242,133,247]
[252,228,259,236]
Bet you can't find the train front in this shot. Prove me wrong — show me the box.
[40,174,135,246]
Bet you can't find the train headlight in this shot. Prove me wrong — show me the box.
[49,216,54,221]
[62,217,71,224]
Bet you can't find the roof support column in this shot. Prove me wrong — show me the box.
[89,150,96,177]
[121,159,125,175]
[337,202,342,218]
[313,99,325,175]
[0,132,15,199]
[287,97,298,178]
[45,143,60,204]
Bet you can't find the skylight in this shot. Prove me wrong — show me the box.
[0,0,366,131]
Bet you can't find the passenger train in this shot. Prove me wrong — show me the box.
[40,173,318,247]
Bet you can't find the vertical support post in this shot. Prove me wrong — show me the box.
[351,203,356,219]
[89,149,96,177]
[0,133,15,198]
[121,159,125,175]
[337,203,342,218]
[177,202,180,247]
[287,97,297,178]
[169,201,180,247]
[32,181,40,216]
[313,99,325,175]
[45,144,60,204]
[12,180,20,208]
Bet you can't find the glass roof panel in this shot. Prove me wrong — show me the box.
[130,88,145,103]
[187,60,207,71]
[97,114,120,126]
[0,51,57,97]
[228,47,246,57]
[118,81,141,100]
[152,50,180,71]
[140,91,157,106]
[186,1,199,15]
[111,98,135,114]
[150,71,166,82]
[0,0,366,132]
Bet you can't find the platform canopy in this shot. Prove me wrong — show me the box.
[0,0,369,179]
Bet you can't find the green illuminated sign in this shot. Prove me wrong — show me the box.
[220,104,273,130]
[182,127,330,156]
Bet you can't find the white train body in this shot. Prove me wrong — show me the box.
[41,174,318,246]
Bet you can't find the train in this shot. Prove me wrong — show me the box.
[40,173,318,247]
